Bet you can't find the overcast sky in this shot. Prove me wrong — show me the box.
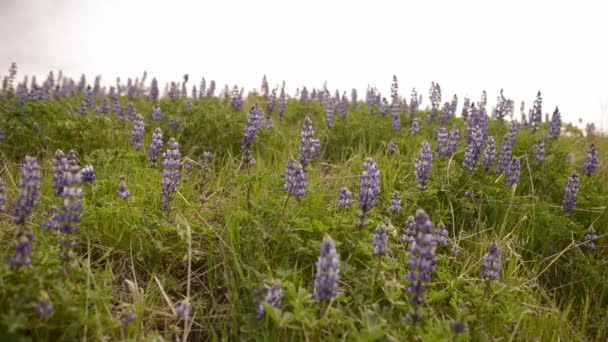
[1,0,607,129]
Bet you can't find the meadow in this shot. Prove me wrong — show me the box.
[0,69,606,341]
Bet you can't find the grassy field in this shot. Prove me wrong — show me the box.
[0,89,606,341]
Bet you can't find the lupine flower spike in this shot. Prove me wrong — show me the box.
[314,236,340,301]
[581,144,599,177]
[415,142,433,188]
[337,187,353,209]
[283,159,306,203]
[482,243,501,295]
[583,228,599,251]
[117,176,131,201]
[401,216,416,246]
[58,165,84,274]
[161,138,181,213]
[358,158,381,227]
[407,209,436,323]
[435,222,449,247]
[562,172,580,212]
[35,291,54,318]
[389,191,402,214]
[10,156,41,267]
[257,280,285,319]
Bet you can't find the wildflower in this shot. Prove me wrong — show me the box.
[148,127,164,164]
[314,237,340,301]
[415,142,433,188]
[12,156,41,226]
[283,159,306,200]
[389,192,402,214]
[120,312,137,326]
[358,158,381,217]
[337,187,353,208]
[463,126,484,171]
[446,127,461,157]
[505,157,521,187]
[435,222,449,247]
[298,117,321,167]
[531,91,542,131]
[257,280,285,319]
[548,107,561,139]
[583,228,599,250]
[35,291,54,317]
[52,150,68,196]
[388,142,398,155]
[390,76,401,131]
[372,224,389,256]
[482,243,501,281]
[581,144,599,176]
[0,178,6,213]
[80,165,95,182]
[130,114,145,151]
[435,128,449,156]
[401,216,416,245]
[175,299,191,320]
[242,104,265,168]
[481,137,496,172]
[41,207,60,230]
[562,172,580,212]
[161,138,181,212]
[535,138,546,162]
[407,209,436,322]
[496,122,518,174]
[116,176,131,201]
[152,104,162,121]
[58,166,84,273]
[231,85,243,111]
[410,118,420,136]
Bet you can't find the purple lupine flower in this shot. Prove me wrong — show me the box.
[461,97,470,120]
[41,207,60,230]
[52,150,68,196]
[338,92,349,120]
[152,104,162,121]
[99,98,110,115]
[116,176,131,201]
[390,76,401,131]
[581,144,599,177]
[401,216,416,245]
[168,116,183,133]
[415,142,433,188]
[531,91,543,132]
[409,88,419,120]
[231,85,243,111]
[388,142,398,155]
[411,118,420,136]
[149,78,159,101]
[67,149,79,167]
[535,138,546,162]
[583,228,599,250]
[35,291,54,318]
[257,280,285,319]
[445,127,461,157]
[358,158,381,215]
[428,82,442,123]
[58,166,84,272]
[0,178,6,213]
[372,224,389,256]
[161,138,181,213]
[562,172,580,212]
[496,122,518,174]
[120,312,137,326]
[175,300,191,320]
[131,114,145,151]
[58,166,84,235]
[314,236,340,301]
[298,116,321,167]
[586,122,596,137]
[278,82,286,120]
[80,165,95,183]
[482,243,501,281]
[325,96,336,128]
[267,87,277,116]
[482,137,497,172]
[261,75,269,99]
[505,157,521,187]
[407,209,437,322]
[435,222,449,247]
[242,104,265,168]
[440,101,452,126]
[283,159,306,200]
[148,127,164,164]
[380,97,389,116]
[389,191,402,214]
[548,107,561,140]
[337,187,353,208]
[12,156,41,226]
[435,128,449,157]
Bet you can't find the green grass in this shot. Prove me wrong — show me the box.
[0,94,606,341]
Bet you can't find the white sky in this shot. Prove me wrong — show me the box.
[1,0,607,129]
